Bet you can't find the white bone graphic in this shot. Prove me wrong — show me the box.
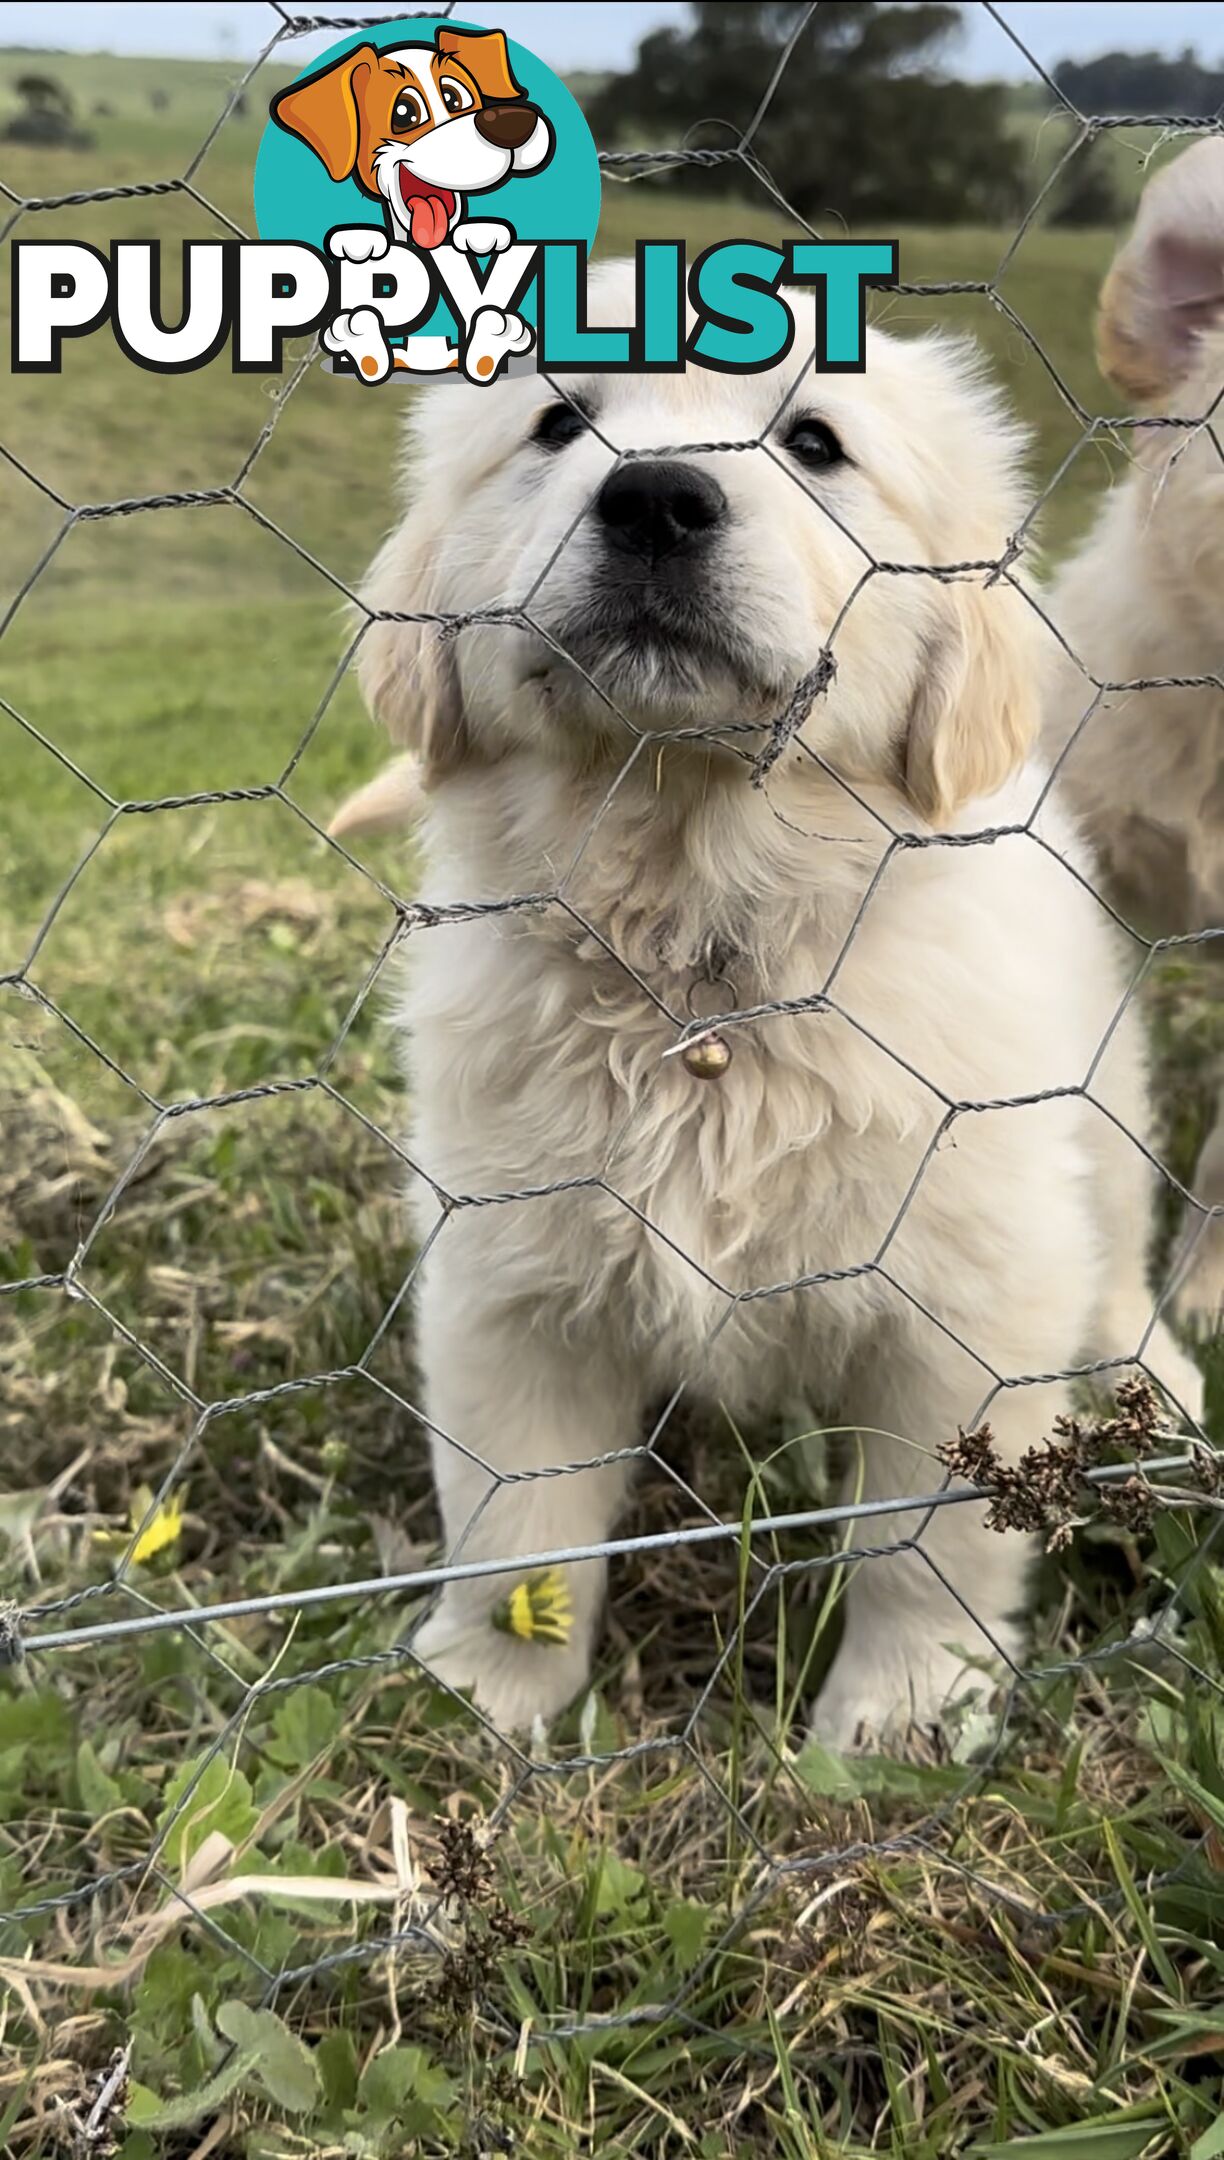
[402,334,460,373]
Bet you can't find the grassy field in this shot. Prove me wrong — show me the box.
[4,44,1224,2160]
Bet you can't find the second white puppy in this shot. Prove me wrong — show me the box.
[347,264,1201,1742]
[1044,140,1224,1330]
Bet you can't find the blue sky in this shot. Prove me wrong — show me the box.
[0,1,1218,78]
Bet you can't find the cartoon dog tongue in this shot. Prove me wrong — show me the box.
[399,173,454,251]
[407,192,450,249]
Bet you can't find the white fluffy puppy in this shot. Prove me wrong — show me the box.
[351,264,1201,1742]
[1044,140,1224,1330]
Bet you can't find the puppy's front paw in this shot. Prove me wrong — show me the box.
[461,306,534,384]
[412,1597,591,1735]
[322,306,393,384]
[809,1634,1012,1755]
[450,220,513,256]
[327,225,390,264]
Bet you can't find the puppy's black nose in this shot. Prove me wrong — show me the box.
[596,461,728,563]
[474,103,538,150]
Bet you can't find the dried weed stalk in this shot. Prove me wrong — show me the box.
[422,1818,529,2157]
[940,1377,1221,1552]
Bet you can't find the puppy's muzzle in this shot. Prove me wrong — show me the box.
[596,461,728,565]
[475,103,541,150]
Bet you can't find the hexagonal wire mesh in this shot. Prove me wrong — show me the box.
[2,0,1224,2120]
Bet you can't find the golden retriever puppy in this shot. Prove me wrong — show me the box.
[1044,139,1224,1330]
[347,264,1200,1741]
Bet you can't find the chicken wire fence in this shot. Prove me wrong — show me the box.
[2,0,1224,2109]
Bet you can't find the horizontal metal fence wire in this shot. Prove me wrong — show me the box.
[2,0,1224,2099]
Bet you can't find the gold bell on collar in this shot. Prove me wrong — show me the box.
[680,1028,733,1080]
[665,932,739,1081]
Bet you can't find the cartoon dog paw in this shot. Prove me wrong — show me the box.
[326,225,390,264]
[462,306,534,384]
[322,306,393,384]
[449,220,515,257]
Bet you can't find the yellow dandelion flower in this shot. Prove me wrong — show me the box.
[129,1489,185,1564]
[94,1485,185,1564]
[492,1568,573,1647]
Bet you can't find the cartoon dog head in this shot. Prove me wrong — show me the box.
[271,29,554,250]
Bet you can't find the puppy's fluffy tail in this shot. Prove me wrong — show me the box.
[327,755,425,841]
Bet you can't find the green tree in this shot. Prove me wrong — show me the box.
[1046,141,1121,229]
[4,70,93,150]
[1055,48,1224,116]
[587,1,1023,225]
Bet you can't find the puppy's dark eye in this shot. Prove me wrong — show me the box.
[782,417,845,470]
[530,401,590,451]
[391,91,426,131]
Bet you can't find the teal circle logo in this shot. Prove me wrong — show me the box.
[253,17,600,361]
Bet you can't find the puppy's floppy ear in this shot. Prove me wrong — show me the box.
[357,510,472,784]
[1097,138,1224,403]
[904,576,1039,828]
[270,42,378,183]
[436,26,525,102]
[328,754,424,841]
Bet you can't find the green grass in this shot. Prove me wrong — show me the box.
[3,45,1224,2160]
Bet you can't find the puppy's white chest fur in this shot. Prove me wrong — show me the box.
[399,754,1116,1409]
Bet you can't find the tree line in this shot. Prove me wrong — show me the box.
[587,3,1218,228]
